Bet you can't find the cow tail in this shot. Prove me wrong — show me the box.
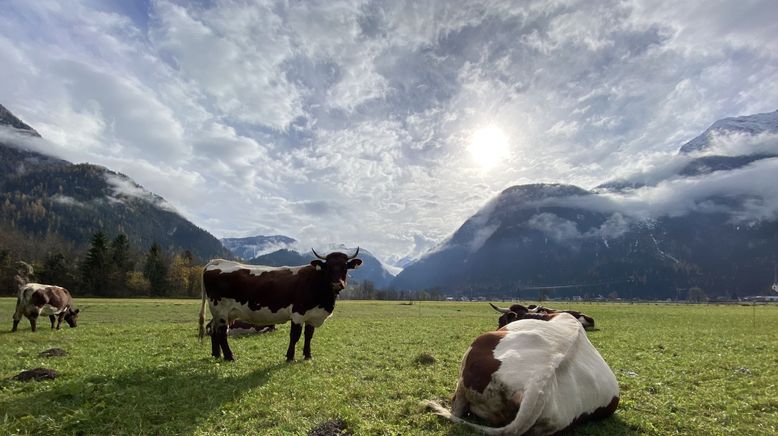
[422,371,550,436]
[424,326,580,435]
[198,268,207,341]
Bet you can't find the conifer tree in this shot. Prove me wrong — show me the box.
[81,231,109,295]
[109,233,132,296]
[144,242,168,296]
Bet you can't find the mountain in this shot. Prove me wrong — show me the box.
[248,247,397,289]
[679,109,778,154]
[394,111,778,298]
[221,235,297,260]
[0,104,229,260]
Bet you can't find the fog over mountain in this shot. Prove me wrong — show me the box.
[221,235,297,260]
[394,110,778,297]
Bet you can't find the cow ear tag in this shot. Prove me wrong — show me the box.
[311,260,324,271]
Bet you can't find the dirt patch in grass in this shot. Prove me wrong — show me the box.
[308,419,350,436]
[12,368,59,382]
[38,348,68,358]
[414,352,436,365]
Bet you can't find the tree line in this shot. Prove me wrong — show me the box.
[1,231,202,297]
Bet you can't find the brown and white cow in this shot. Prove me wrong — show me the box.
[12,284,80,332]
[198,248,362,361]
[490,303,596,330]
[425,313,619,435]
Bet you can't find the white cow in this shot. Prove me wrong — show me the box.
[425,313,619,435]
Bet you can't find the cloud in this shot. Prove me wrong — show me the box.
[2,0,778,263]
[104,172,179,213]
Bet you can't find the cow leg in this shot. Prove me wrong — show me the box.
[217,323,234,361]
[286,322,302,361]
[210,318,225,358]
[29,313,38,332]
[11,298,22,332]
[56,313,65,329]
[49,315,56,329]
[450,382,470,417]
[303,324,315,360]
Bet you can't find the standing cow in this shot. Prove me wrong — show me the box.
[11,262,79,332]
[198,248,362,361]
[425,312,619,435]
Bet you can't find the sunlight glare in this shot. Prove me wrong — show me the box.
[468,126,510,169]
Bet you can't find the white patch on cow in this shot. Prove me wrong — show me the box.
[291,307,332,327]
[39,304,65,316]
[205,259,304,276]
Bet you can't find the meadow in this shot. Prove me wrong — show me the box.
[0,298,776,435]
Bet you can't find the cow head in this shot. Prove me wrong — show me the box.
[489,303,530,328]
[311,247,363,292]
[64,308,80,327]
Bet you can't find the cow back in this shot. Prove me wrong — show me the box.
[23,284,72,309]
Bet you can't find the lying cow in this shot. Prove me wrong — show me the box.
[425,312,619,435]
[490,303,596,330]
[205,319,276,336]
[198,248,362,361]
[12,284,80,332]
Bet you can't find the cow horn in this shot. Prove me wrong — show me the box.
[489,303,510,314]
[348,246,360,259]
[312,248,327,260]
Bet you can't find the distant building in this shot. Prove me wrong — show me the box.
[742,295,778,302]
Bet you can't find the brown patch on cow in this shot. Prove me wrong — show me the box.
[12,367,59,381]
[462,330,509,393]
[307,419,351,436]
[29,286,72,310]
[38,348,68,358]
[553,396,619,435]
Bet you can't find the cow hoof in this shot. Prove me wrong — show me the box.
[286,357,295,363]
[224,355,235,362]
[304,356,312,361]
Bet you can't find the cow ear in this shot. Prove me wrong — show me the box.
[310,260,325,271]
[74,308,80,314]
[347,259,362,269]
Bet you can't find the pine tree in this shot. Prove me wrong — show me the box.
[81,231,109,295]
[144,242,168,296]
[109,233,132,296]
[39,252,77,290]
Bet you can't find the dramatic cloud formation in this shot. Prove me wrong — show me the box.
[1,0,777,264]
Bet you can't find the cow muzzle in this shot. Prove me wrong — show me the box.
[332,279,346,292]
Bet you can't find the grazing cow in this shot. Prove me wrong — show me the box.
[12,284,80,332]
[490,303,596,330]
[198,248,362,361]
[424,313,619,435]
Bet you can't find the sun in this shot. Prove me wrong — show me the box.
[468,126,510,169]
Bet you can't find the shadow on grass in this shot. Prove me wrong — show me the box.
[0,360,287,434]
[441,413,640,436]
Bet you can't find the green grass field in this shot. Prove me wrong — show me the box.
[1,298,776,435]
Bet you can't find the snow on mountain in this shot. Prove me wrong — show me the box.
[679,109,778,154]
[221,235,297,260]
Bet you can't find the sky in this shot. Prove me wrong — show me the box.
[1,0,777,265]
